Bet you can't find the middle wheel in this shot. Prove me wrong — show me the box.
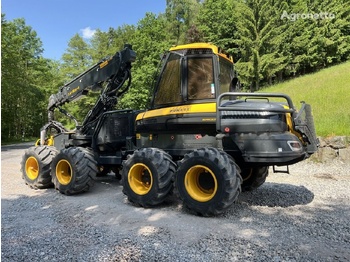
[51,147,97,195]
[175,147,242,216]
[122,148,176,207]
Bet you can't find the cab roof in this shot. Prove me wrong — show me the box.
[169,43,233,63]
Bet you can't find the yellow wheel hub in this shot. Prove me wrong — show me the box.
[128,163,153,195]
[25,156,39,180]
[56,159,73,185]
[184,165,217,202]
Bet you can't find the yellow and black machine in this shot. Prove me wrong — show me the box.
[21,43,318,216]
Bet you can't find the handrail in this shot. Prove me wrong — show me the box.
[216,92,296,132]
[217,92,295,110]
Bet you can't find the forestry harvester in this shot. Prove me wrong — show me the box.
[21,43,318,216]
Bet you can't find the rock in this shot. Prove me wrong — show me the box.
[315,147,338,162]
[318,137,328,148]
[312,136,349,162]
[323,136,348,149]
[339,148,350,162]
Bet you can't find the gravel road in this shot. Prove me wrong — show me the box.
[2,143,350,261]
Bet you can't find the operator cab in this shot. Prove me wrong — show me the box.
[136,43,237,133]
[152,43,238,108]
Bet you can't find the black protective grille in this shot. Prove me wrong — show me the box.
[221,110,285,121]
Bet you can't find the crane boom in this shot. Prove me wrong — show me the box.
[48,45,135,112]
[40,45,136,144]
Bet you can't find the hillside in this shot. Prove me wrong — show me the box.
[261,61,350,137]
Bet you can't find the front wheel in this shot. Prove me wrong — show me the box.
[21,146,58,189]
[175,148,242,216]
[122,148,176,207]
[51,147,97,195]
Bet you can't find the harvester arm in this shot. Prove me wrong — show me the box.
[47,45,136,111]
[40,45,135,145]
[47,44,136,122]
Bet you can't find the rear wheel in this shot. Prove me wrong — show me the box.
[175,148,242,216]
[51,147,97,195]
[122,148,176,207]
[241,167,269,191]
[21,146,58,189]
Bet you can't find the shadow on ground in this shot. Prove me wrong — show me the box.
[239,182,314,207]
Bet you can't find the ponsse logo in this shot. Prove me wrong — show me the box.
[68,86,80,96]
[169,106,190,113]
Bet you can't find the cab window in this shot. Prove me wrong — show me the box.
[187,57,214,100]
[219,57,234,94]
[154,53,182,106]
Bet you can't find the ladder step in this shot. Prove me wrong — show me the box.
[273,165,290,174]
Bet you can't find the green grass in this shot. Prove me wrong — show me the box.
[260,61,350,137]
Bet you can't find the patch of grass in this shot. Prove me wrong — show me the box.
[261,61,350,136]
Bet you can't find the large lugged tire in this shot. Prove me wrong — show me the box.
[241,166,269,191]
[21,146,58,189]
[122,148,176,207]
[175,148,242,216]
[51,147,97,195]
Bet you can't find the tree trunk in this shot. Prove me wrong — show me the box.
[278,71,283,82]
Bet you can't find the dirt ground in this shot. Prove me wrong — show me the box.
[1,143,350,261]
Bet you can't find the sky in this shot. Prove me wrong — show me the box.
[2,0,167,60]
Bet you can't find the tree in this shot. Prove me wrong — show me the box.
[61,34,92,78]
[197,0,238,53]
[165,0,201,45]
[279,0,350,76]
[58,34,94,128]
[119,13,172,110]
[1,15,51,141]
[309,0,350,66]
[89,25,136,63]
[233,0,289,90]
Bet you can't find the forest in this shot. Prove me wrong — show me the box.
[2,0,350,142]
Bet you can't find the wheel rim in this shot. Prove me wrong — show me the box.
[184,165,217,202]
[25,156,39,180]
[128,163,153,195]
[56,159,73,185]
